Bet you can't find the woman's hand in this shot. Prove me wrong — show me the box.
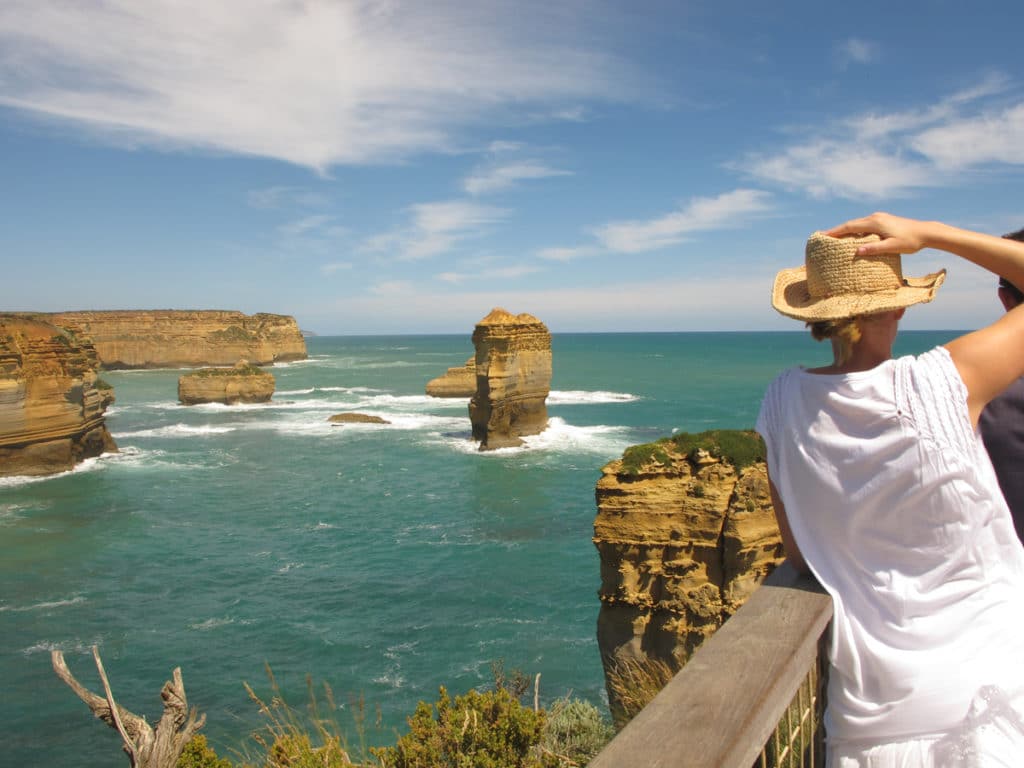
[825,212,936,256]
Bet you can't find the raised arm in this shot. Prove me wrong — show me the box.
[827,212,1024,425]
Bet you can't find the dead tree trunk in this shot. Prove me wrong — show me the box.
[52,646,206,768]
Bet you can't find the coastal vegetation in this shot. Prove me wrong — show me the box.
[620,429,765,475]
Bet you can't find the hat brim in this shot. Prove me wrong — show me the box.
[772,267,947,321]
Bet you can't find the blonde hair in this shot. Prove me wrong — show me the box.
[807,317,862,365]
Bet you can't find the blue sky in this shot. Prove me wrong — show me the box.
[2,0,1024,334]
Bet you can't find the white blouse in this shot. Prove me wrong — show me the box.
[757,347,1024,745]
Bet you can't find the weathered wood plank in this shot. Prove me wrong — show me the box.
[589,561,832,768]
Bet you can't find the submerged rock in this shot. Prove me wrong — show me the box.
[178,360,275,405]
[327,412,390,425]
[468,308,551,451]
[0,315,117,477]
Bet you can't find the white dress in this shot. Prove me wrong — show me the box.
[756,347,1024,766]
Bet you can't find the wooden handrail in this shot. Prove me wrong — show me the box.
[589,561,833,768]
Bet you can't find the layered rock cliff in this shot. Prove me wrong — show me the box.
[0,315,117,477]
[43,310,307,369]
[593,431,784,724]
[425,356,476,398]
[468,308,551,450]
[178,361,275,405]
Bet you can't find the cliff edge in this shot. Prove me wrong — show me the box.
[0,315,117,477]
[43,310,307,369]
[593,430,784,724]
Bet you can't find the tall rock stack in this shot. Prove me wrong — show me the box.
[593,432,784,725]
[468,308,551,450]
[0,315,117,477]
[44,310,307,369]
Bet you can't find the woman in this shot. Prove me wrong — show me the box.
[756,212,1024,766]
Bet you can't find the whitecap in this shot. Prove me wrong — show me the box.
[0,596,86,613]
[114,424,236,438]
[0,452,115,488]
[277,387,316,395]
[21,638,103,657]
[547,390,639,404]
[189,617,236,631]
[429,417,634,457]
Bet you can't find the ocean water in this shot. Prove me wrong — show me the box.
[0,331,958,766]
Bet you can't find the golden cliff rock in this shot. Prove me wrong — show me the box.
[0,315,117,477]
[593,430,784,724]
[425,356,477,398]
[468,308,551,450]
[44,310,307,369]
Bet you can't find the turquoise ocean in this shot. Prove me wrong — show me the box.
[0,331,958,766]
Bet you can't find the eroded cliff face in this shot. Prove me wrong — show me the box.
[594,433,784,724]
[178,361,276,405]
[468,308,551,450]
[425,356,476,398]
[44,310,307,369]
[0,316,117,477]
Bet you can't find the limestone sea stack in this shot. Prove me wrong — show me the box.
[178,360,275,405]
[425,356,476,398]
[0,315,117,477]
[593,431,784,725]
[44,310,307,369]
[468,308,551,450]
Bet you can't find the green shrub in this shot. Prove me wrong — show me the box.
[178,735,233,768]
[540,698,614,765]
[372,686,565,768]
[619,430,765,476]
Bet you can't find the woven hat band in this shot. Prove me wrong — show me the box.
[805,234,904,299]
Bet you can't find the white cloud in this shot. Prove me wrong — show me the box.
[278,214,336,237]
[742,77,1024,199]
[912,103,1024,170]
[248,186,328,209]
[435,263,543,283]
[362,200,509,260]
[536,245,602,262]
[594,189,774,253]
[321,262,353,275]
[836,38,878,67]
[0,0,637,171]
[463,162,572,195]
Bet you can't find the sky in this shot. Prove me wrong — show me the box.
[2,0,1024,335]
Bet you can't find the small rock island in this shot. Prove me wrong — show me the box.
[178,360,275,405]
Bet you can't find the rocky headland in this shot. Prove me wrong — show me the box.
[468,308,551,450]
[0,315,117,477]
[425,356,476,398]
[178,360,275,405]
[42,310,307,369]
[593,430,784,724]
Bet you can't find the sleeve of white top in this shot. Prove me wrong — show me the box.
[894,346,975,454]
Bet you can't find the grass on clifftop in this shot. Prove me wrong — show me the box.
[187,364,267,378]
[620,429,765,476]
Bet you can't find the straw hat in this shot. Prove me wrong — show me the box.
[772,232,946,321]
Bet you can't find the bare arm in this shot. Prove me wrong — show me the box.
[768,475,810,574]
[827,212,1024,425]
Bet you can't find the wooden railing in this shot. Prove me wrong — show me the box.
[589,562,833,768]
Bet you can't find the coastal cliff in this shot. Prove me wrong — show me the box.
[593,431,784,724]
[43,310,307,369]
[469,308,551,450]
[178,361,275,405]
[0,315,117,477]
